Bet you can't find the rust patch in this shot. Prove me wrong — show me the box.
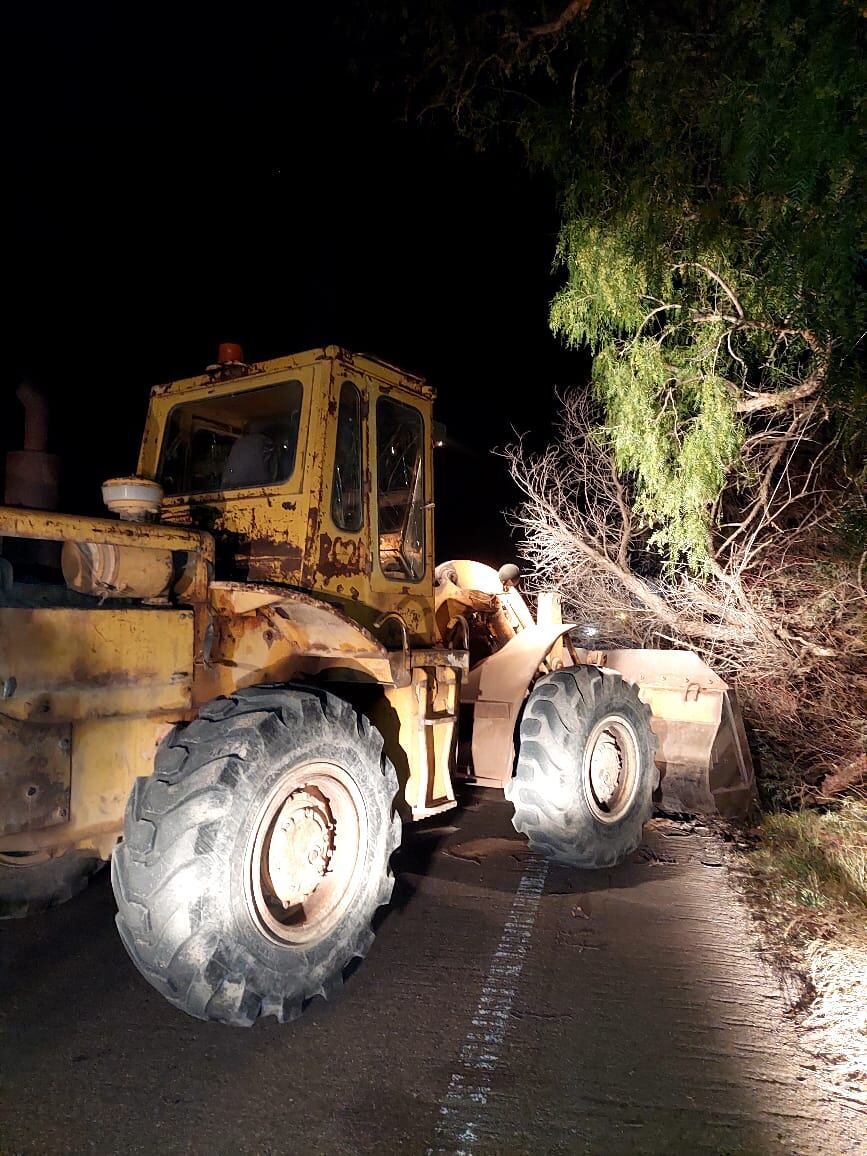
[68,663,142,689]
[315,532,369,581]
[243,536,303,583]
[281,500,297,511]
[0,714,71,836]
[300,504,322,588]
[305,505,321,551]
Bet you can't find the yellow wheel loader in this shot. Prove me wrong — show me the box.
[0,345,755,1025]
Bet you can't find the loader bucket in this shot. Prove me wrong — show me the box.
[601,649,756,819]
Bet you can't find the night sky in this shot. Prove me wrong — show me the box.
[7,6,584,565]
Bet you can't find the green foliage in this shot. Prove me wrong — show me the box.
[376,0,867,568]
[589,329,743,568]
[550,221,652,346]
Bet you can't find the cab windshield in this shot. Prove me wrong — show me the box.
[158,380,303,496]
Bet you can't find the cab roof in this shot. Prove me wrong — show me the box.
[149,345,435,401]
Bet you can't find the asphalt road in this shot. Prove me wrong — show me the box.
[0,794,862,1155]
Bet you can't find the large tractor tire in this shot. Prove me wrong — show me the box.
[112,685,401,1026]
[506,667,657,868]
[0,849,105,919]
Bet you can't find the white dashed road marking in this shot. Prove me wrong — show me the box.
[429,854,549,1155]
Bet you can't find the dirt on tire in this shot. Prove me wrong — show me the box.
[112,684,401,1026]
[507,666,656,867]
[0,849,105,919]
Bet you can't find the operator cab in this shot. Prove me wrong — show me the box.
[138,345,437,642]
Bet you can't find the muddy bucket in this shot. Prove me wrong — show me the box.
[601,649,756,818]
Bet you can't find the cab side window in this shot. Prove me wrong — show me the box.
[377,397,424,580]
[331,382,364,532]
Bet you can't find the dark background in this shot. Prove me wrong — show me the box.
[6,6,586,565]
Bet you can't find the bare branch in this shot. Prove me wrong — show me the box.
[502,387,866,796]
[674,262,744,317]
[736,377,824,414]
[527,0,592,39]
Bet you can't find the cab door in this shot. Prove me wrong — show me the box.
[304,373,372,605]
[369,385,435,644]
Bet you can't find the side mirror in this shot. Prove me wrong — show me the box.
[432,420,447,448]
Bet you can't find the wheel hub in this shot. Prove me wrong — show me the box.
[246,762,367,947]
[588,732,623,807]
[582,714,640,823]
[266,790,334,908]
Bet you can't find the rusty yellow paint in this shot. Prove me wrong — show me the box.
[150,360,318,589]
[0,506,212,564]
[209,584,286,617]
[1,346,452,867]
[0,608,193,722]
[198,586,400,702]
[384,678,434,818]
[0,717,173,860]
[382,659,462,821]
[309,361,437,644]
[423,664,460,811]
[69,717,172,860]
[138,347,437,644]
[0,714,71,836]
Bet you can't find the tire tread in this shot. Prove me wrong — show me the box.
[113,683,400,1026]
[508,666,657,868]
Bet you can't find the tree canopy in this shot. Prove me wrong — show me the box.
[374,0,866,569]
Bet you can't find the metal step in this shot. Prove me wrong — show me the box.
[423,713,458,727]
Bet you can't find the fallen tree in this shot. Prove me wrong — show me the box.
[365,0,866,793]
[360,1,867,1095]
[505,382,866,802]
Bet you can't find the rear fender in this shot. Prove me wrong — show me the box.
[199,582,406,703]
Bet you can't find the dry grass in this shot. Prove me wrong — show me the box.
[736,797,867,1109]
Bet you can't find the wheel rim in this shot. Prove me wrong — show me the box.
[0,850,54,869]
[245,761,367,946]
[582,715,640,824]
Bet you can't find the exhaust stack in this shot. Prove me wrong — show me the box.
[4,381,60,510]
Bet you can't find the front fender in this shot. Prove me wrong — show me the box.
[464,623,574,787]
